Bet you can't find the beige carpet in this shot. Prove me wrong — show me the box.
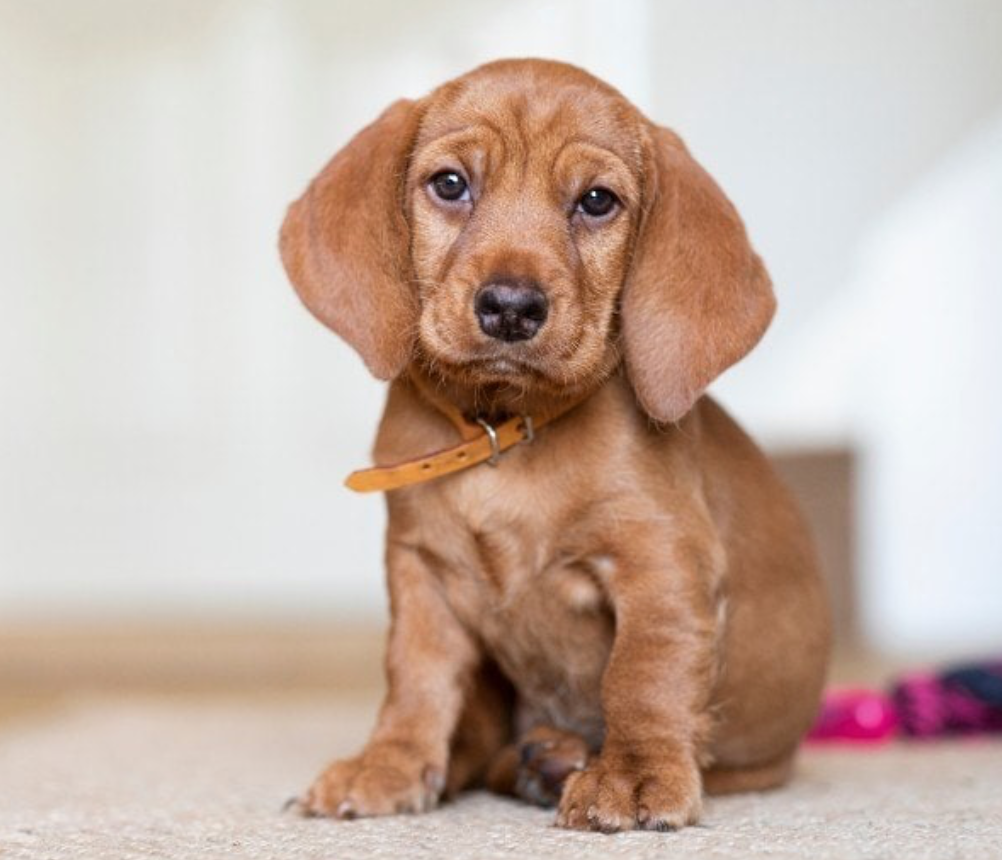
[1,694,1001,859]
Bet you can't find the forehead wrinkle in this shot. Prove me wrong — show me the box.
[522,99,641,180]
[552,141,640,204]
[414,124,506,179]
[423,75,641,171]
[552,139,635,176]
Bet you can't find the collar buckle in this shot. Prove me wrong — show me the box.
[475,414,534,467]
[475,418,502,466]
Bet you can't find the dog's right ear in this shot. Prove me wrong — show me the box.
[279,99,422,379]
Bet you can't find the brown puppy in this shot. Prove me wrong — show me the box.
[280,59,830,832]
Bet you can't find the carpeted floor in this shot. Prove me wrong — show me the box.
[1,694,1001,859]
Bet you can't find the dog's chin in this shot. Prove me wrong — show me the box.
[419,348,609,405]
[430,352,549,390]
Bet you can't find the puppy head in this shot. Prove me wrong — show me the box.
[280,59,774,422]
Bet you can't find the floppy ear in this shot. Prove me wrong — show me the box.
[621,126,776,423]
[279,99,422,379]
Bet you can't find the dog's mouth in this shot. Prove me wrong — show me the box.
[420,348,613,407]
[468,355,542,376]
[436,353,550,385]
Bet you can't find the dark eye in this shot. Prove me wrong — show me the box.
[577,187,619,218]
[430,171,469,202]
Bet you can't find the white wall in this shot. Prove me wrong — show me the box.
[1,0,1000,650]
[844,118,1002,654]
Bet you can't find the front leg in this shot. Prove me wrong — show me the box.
[303,542,479,819]
[557,535,722,832]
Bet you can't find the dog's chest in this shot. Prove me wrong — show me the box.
[409,453,617,739]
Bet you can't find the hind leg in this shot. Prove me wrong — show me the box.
[486,725,593,807]
[702,750,796,796]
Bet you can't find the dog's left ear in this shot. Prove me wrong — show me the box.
[279,99,422,380]
[621,126,776,423]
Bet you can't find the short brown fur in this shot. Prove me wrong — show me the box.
[280,59,830,832]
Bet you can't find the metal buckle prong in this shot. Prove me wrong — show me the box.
[519,415,535,445]
[475,418,502,466]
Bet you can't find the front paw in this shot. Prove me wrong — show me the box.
[555,752,702,832]
[301,743,444,819]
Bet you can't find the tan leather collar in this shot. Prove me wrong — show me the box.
[345,375,588,493]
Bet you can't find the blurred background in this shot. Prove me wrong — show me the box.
[2,0,1001,692]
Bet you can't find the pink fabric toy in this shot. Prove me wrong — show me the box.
[807,659,1002,743]
[807,688,898,742]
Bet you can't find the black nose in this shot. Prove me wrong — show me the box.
[474,281,549,342]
